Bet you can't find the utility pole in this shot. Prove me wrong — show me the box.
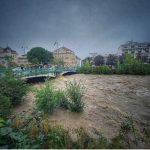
[21,46,28,55]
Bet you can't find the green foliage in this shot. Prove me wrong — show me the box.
[106,54,118,66]
[35,82,58,114]
[27,47,53,64]
[109,115,139,149]
[0,72,28,107]
[77,60,92,74]
[95,65,112,74]
[56,90,68,109]
[78,54,150,75]
[0,113,149,149]
[0,118,5,128]
[65,80,85,112]
[116,54,150,75]
[35,80,85,113]
[0,94,11,119]
[0,114,108,149]
[77,63,112,74]
[94,55,104,66]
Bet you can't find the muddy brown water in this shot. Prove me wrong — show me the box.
[12,74,150,139]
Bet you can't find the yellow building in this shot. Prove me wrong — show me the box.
[53,47,81,66]
[17,55,29,66]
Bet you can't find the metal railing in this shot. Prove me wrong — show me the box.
[0,66,80,77]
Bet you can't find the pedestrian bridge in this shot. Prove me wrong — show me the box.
[12,66,79,79]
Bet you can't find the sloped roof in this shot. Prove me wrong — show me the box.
[53,47,74,54]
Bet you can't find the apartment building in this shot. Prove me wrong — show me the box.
[17,54,29,66]
[53,47,81,66]
[118,41,150,62]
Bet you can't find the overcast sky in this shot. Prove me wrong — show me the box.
[0,0,150,59]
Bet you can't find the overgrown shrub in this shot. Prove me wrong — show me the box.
[65,80,85,112]
[115,54,150,75]
[0,71,28,106]
[0,94,11,119]
[0,113,149,149]
[96,65,112,74]
[57,90,68,109]
[76,60,92,74]
[35,79,85,113]
[35,83,58,114]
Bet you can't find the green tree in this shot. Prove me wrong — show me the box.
[106,54,118,66]
[94,55,104,66]
[27,47,53,64]
[82,57,92,64]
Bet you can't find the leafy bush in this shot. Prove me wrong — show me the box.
[0,94,11,119]
[76,60,92,74]
[115,54,150,75]
[57,90,68,109]
[35,79,85,113]
[35,83,58,114]
[77,62,112,74]
[0,113,149,149]
[65,80,85,112]
[0,71,28,106]
[95,65,112,74]
[0,114,108,149]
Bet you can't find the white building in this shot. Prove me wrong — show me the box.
[118,41,150,62]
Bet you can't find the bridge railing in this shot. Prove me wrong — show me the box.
[12,66,80,77]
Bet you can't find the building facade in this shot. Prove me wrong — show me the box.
[17,55,29,66]
[118,41,150,62]
[53,47,81,66]
[0,47,18,67]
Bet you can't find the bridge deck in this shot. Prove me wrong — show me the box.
[22,73,56,79]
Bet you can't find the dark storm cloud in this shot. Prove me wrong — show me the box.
[0,0,150,58]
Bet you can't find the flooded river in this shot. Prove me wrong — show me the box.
[13,74,150,139]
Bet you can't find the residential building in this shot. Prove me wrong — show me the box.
[53,47,81,66]
[118,41,150,62]
[17,54,29,66]
[0,47,18,67]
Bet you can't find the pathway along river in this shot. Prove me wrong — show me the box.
[13,74,150,139]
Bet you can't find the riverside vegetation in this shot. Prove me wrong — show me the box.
[77,54,150,75]
[0,112,149,148]
[35,79,85,114]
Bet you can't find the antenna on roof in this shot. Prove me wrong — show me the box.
[22,46,28,55]
[54,41,59,49]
